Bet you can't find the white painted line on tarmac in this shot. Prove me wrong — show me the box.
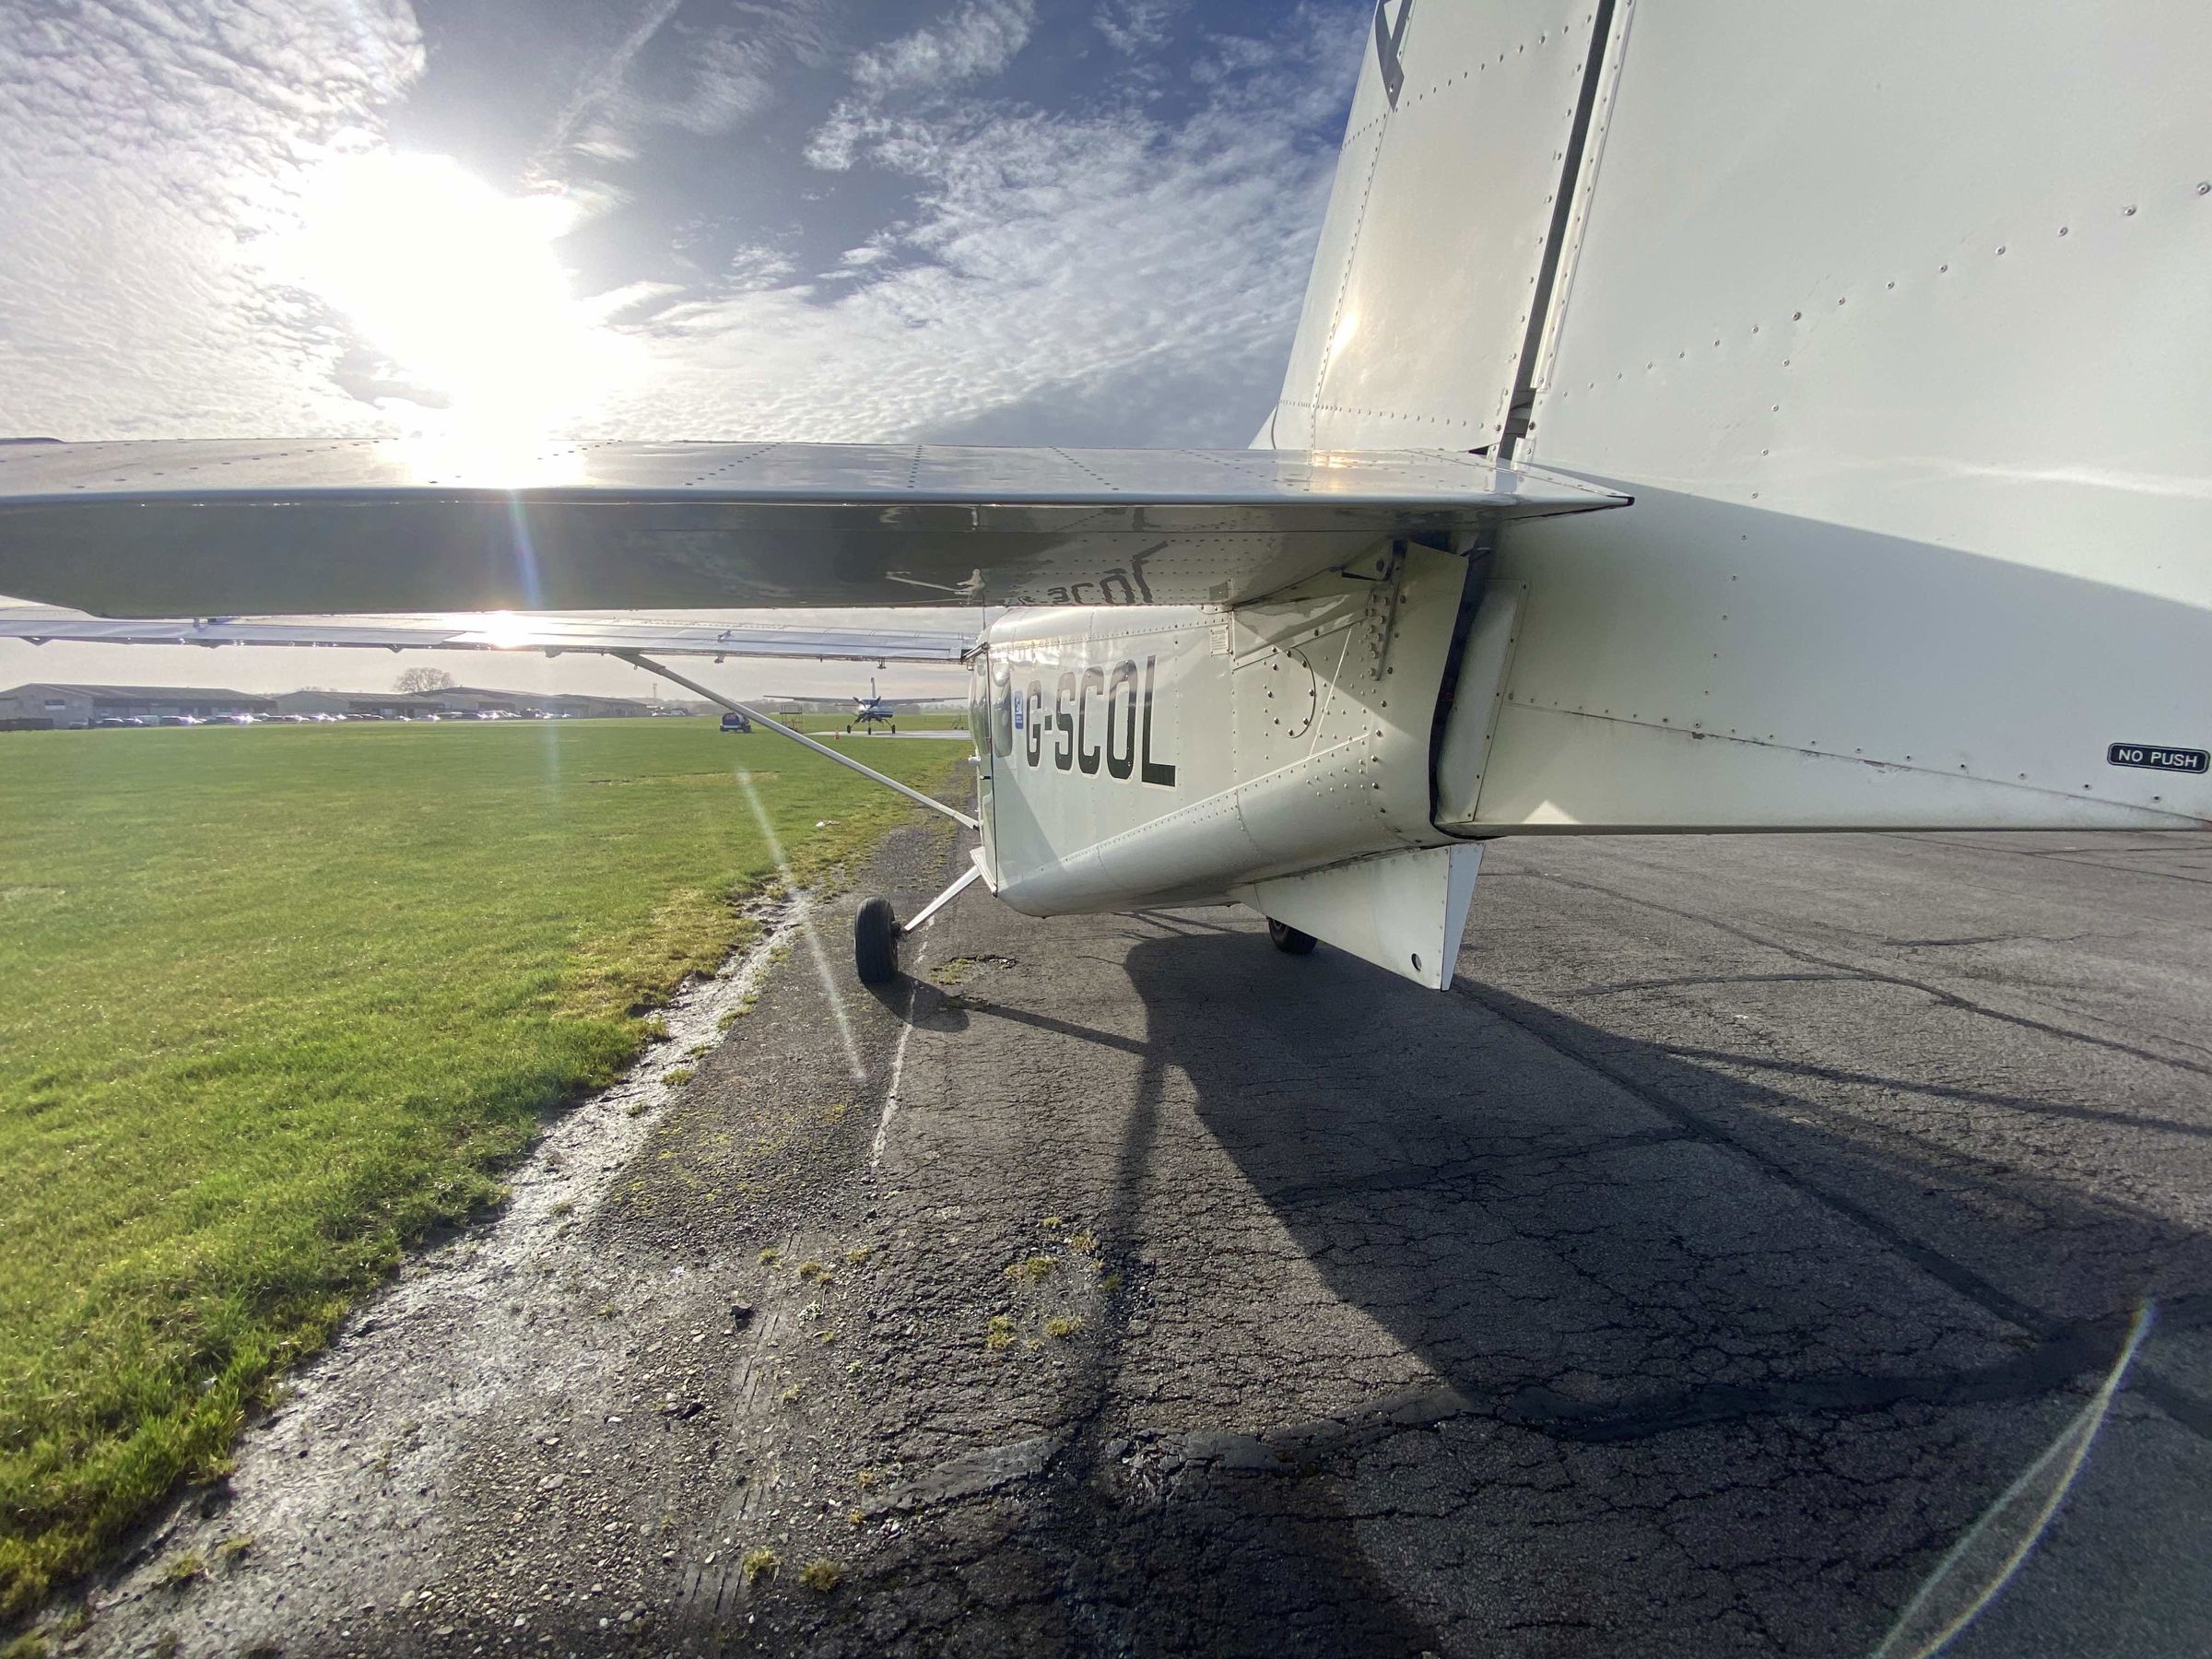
[871,936,928,1169]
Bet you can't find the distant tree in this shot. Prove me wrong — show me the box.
[394,667,456,694]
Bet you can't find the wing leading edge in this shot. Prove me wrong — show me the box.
[0,440,1627,618]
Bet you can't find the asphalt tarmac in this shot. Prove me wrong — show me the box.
[67,824,2212,1658]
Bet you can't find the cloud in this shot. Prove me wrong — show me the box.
[538,0,688,157]
[597,3,1369,446]
[0,0,424,437]
[1094,0,1182,55]
[852,0,1037,96]
[0,0,1372,456]
[547,2,840,157]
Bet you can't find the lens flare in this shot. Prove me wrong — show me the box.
[1874,1300,2156,1659]
[734,771,866,1082]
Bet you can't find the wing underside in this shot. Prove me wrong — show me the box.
[0,440,1626,618]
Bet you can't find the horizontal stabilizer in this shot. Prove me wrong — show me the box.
[0,441,1623,618]
[0,606,970,663]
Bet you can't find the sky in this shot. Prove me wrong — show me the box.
[0,0,1370,700]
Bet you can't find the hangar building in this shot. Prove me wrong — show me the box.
[0,683,275,729]
[1,682,674,728]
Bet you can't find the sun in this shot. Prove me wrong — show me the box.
[270,151,628,452]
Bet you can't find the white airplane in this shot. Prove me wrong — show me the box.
[3,1,2207,994]
[847,677,899,735]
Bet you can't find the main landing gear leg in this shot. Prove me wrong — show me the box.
[853,865,984,985]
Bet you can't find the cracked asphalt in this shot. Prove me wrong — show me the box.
[66,823,2212,1657]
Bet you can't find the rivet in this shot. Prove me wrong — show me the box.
[1996,244,2006,254]
[2124,205,2138,216]
[2199,182,2210,195]
[2058,226,2069,236]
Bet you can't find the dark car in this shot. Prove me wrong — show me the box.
[719,711,752,734]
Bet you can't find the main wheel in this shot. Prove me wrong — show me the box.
[854,897,900,983]
[1267,918,1318,956]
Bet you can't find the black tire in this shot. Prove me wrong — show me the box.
[854,897,900,984]
[1267,918,1318,956]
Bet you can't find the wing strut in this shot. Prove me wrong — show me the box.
[615,651,979,832]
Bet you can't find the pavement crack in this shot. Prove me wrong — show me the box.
[1648,1043,2212,1143]
[1457,978,2212,1446]
[1521,868,2212,1080]
[1502,1318,2126,1441]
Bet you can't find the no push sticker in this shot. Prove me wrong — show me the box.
[2108,743,2209,774]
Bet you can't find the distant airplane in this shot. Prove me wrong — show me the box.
[2,2,2206,994]
[845,677,896,735]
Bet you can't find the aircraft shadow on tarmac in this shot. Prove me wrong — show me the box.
[1007,929,2212,1656]
[865,973,971,1030]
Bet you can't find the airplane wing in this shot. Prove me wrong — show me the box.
[0,440,1626,617]
[0,606,971,663]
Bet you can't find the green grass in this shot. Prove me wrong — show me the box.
[0,719,968,1617]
